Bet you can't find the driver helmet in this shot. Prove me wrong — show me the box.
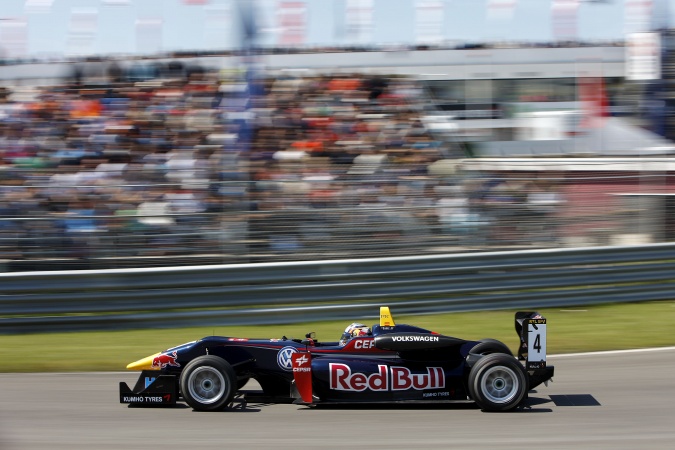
[339,322,371,347]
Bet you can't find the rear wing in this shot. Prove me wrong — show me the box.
[515,312,547,370]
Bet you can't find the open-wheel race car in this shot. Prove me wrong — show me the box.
[120,307,553,412]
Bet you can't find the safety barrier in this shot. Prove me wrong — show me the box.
[1,243,675,334]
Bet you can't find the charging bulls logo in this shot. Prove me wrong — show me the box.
[152,351,180,369]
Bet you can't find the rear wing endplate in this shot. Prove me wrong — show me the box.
[515,311,547,370]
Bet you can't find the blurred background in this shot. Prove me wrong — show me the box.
[1,0,675,271]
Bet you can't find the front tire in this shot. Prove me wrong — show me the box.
[180,355,236,411]
[468,353,527,412]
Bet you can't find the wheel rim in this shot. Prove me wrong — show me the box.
[187,366,227,405]
[479,366,519,404]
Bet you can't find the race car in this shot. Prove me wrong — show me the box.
[120,307,553,412]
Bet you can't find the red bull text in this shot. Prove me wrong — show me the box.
[329,363,445,392]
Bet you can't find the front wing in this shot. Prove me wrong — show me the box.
[119,370,178,406]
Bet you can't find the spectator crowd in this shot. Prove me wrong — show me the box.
[0,63,462,268]
[0,61,568,270]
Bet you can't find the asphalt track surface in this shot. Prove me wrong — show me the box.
[1,348,674,450]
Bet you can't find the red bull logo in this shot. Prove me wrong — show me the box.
[152,351,180,369]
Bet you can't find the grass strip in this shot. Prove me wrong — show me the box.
[1,300,674,373]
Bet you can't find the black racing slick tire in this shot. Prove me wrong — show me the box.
[180,355,237,412]
[468,353,528,412]
[470,338,513,356]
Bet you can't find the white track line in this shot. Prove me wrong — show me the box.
[548,346,675,358]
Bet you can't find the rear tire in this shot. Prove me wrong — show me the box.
[468,353,527,412]
[470,338,512,356]
[180,355,236,411]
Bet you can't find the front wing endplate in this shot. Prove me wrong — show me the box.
[119,370,178,406]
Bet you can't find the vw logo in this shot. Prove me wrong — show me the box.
[277,346,297,371]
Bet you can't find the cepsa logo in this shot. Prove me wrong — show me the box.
[352,339,375,350]
[330,364,445,392]
[293,354,311,372]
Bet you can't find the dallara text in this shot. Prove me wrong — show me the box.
[120,307,553,412]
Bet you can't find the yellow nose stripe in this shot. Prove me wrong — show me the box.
[126,353,161,371]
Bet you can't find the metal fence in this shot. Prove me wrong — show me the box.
[2,242,675,334]
[2,170,675,272]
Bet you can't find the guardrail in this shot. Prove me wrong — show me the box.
[2,243,675,334]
